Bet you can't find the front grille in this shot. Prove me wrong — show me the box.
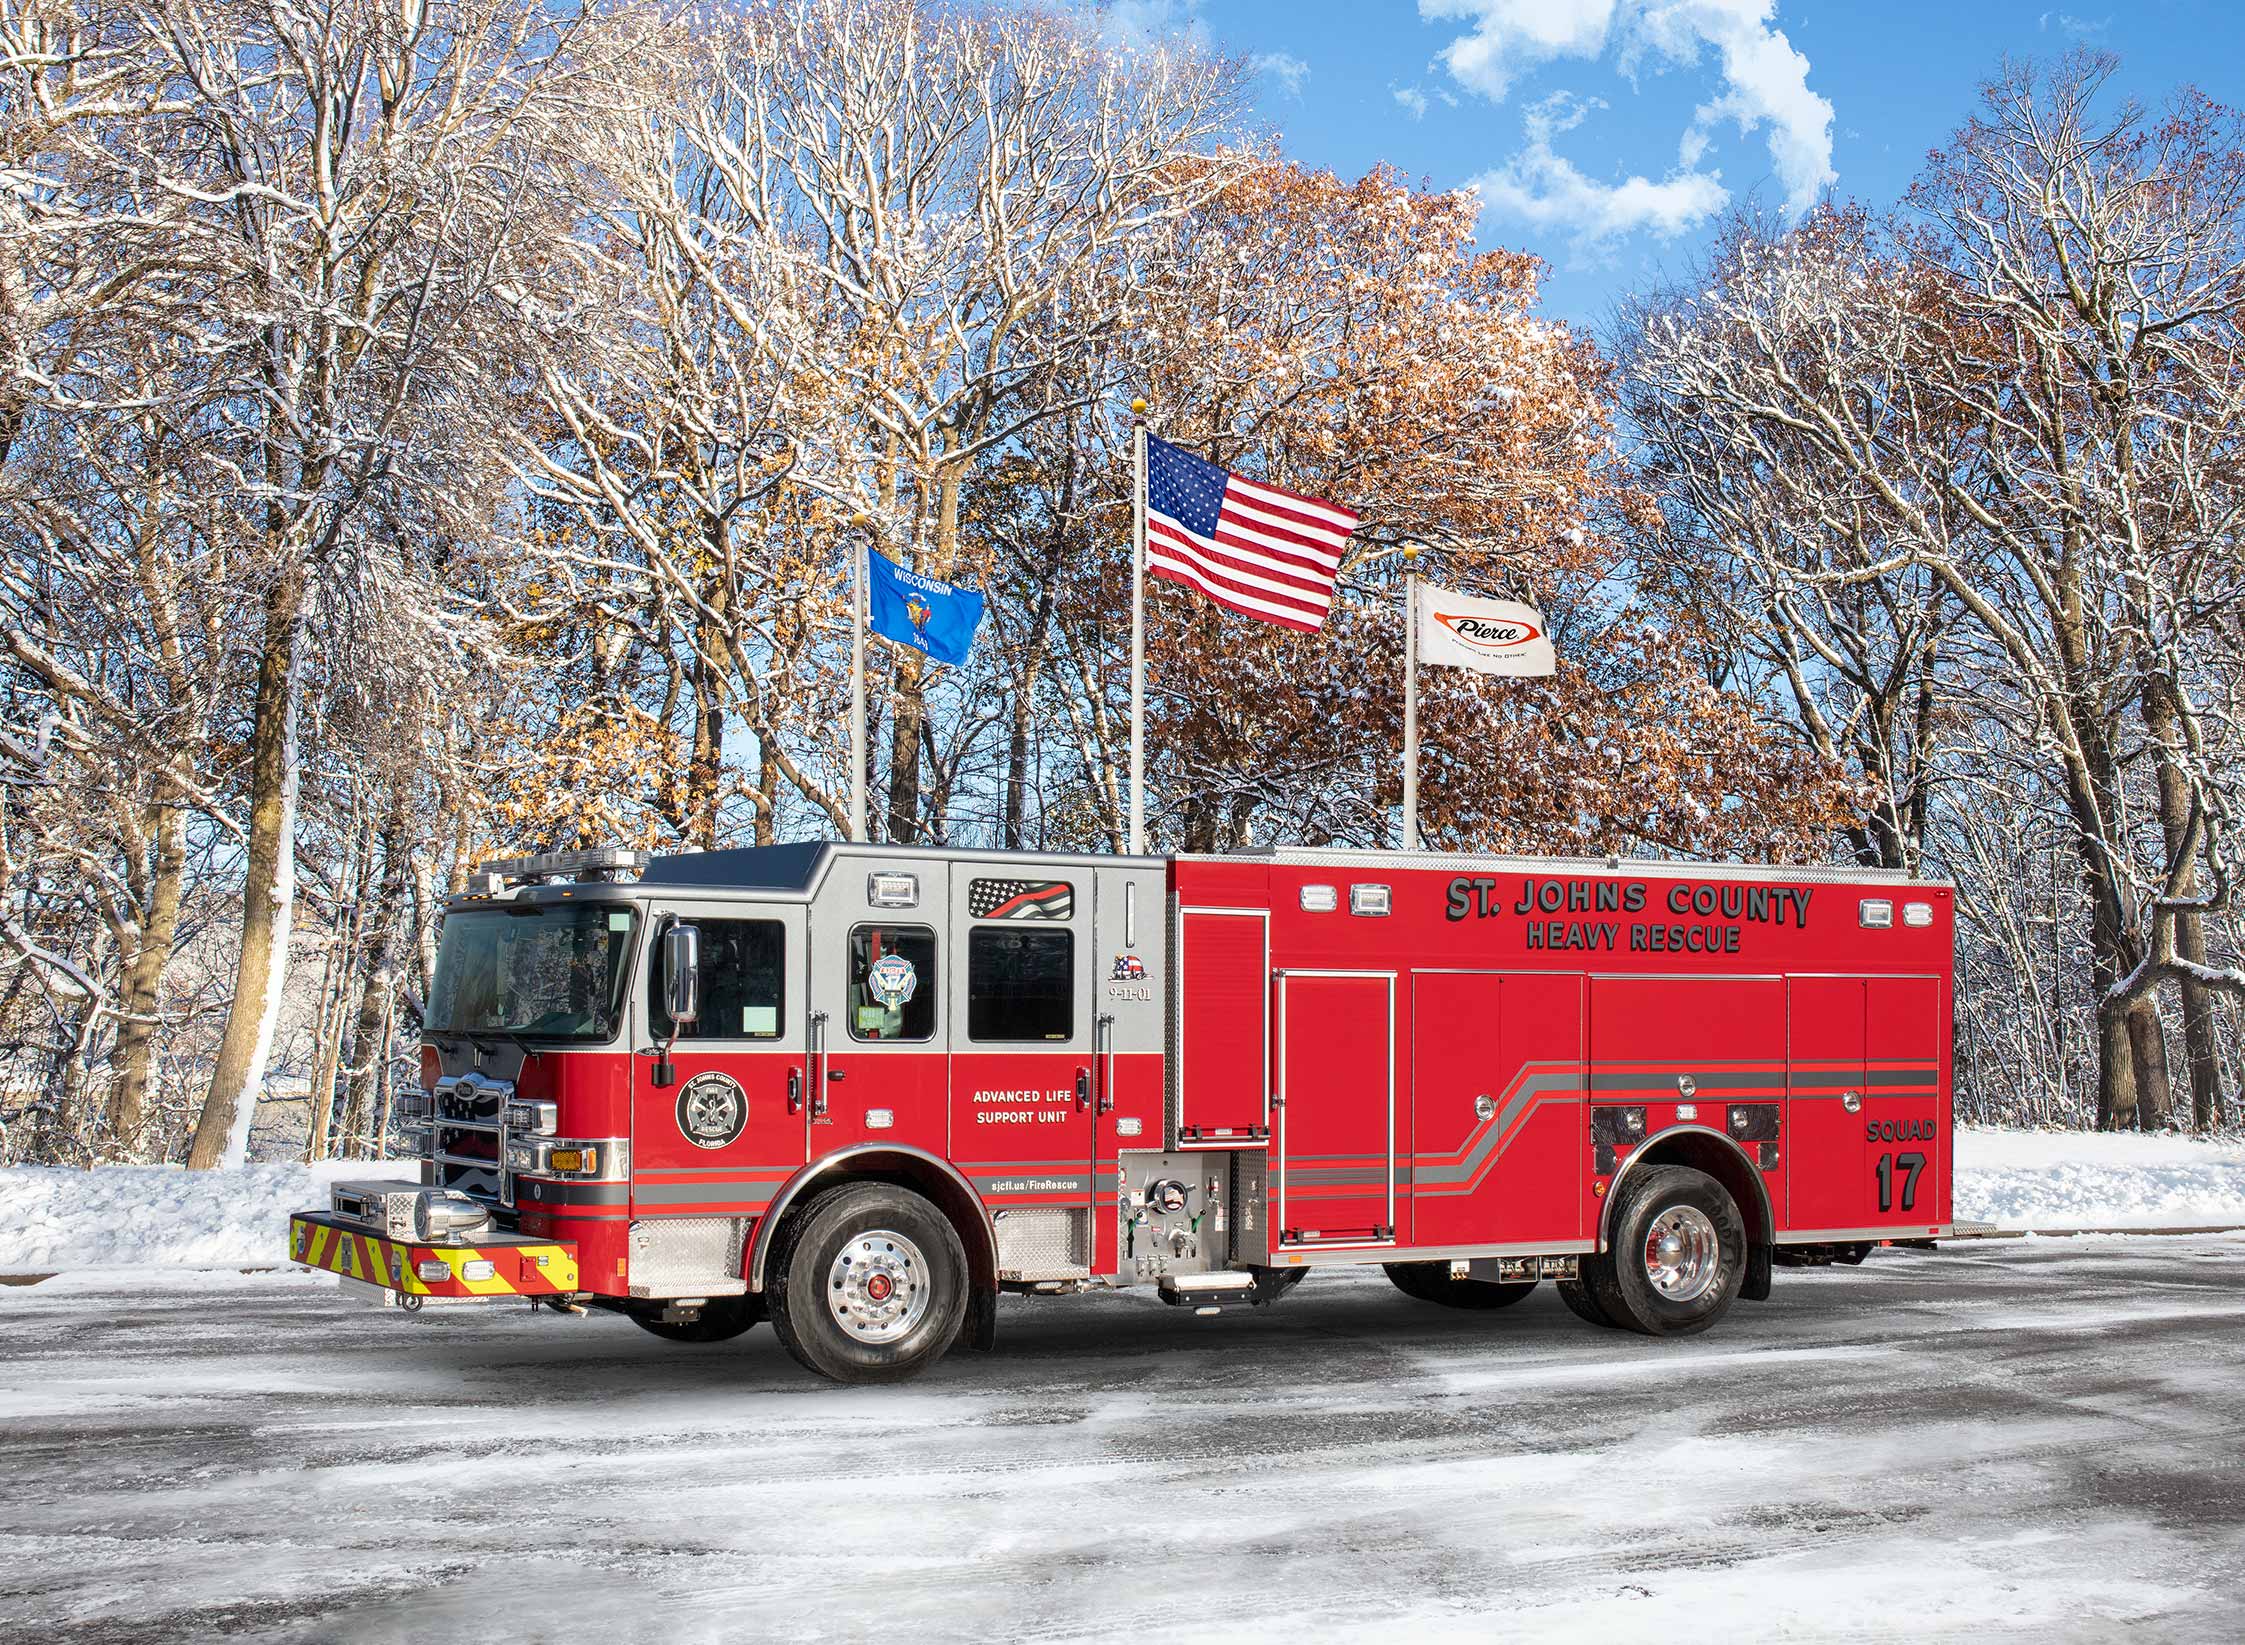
[429,1071,518,1210]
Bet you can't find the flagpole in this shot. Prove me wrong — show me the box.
[1128,399,1148,856]
[848,512,868,843]
[1402,543,1420,851]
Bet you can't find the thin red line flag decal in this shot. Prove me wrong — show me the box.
[1143,434,1357,632]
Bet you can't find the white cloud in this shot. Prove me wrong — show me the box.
[1424,0,1834,228]
[1394,83,1431,120]
[1251,50,1310,98]
[1465,90,1727,248]
[2042,11,2110,37]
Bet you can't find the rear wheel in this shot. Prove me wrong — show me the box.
[1555,1265,1621,1328]
[1382,1261,1538,1311]
[1591,1164,1746,1337]
[768,1182,968,1384]
[630,1295,763,1344]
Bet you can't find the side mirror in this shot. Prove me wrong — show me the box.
[661,922,701,1030]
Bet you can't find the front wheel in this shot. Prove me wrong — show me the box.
[1591,1164,1746,1337]
[767,1182,969,1384]
[1382,1262,1538,1310]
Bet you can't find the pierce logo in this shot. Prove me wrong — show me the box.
[1437,612,1542,652]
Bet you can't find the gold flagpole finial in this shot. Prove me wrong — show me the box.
[1130,398,1148,417]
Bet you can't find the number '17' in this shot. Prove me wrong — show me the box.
[1875,1150,1926,1213]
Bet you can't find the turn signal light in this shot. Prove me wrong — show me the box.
[416,1259,451,1282]
[549,1147,597,1174]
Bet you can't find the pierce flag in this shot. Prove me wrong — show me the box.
[1414,582,1555,677]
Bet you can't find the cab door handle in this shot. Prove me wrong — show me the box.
[1075,1067,1092,1112]
[787,1068,804,1115]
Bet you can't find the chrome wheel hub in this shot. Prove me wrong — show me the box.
[827,1229,929,1345]
[1642,1204,1720,1302]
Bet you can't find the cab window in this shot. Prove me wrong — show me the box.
[848,925,937,1041]
[968,928,1074,1042]
[649,918,785,1040]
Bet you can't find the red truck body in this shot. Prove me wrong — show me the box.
[291,843,1955,1377]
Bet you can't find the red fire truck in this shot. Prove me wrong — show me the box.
[289,842,1955,1382]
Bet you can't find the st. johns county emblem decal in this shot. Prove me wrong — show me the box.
[676,1070,748,1149]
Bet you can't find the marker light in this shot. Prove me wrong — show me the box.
[1299,884,1338,912]
[1349,884,1392,916]
[867,872,919,909]
[1903,901,1934,927]
[1859,899,1894,928]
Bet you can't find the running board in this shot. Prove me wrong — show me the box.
[1158,1271,1257,1296]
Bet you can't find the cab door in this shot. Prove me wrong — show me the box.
[807,868,952,1161]
[946,866,1097,1280]
[632,902,808,1220]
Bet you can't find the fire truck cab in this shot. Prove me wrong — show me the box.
[289,841,1956,1383]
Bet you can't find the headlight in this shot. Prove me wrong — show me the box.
[504,1099,558,1136]
[414,1189,491,1243]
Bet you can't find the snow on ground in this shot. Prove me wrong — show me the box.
[3,1129,2244,1272]
[3,1240,2244,1642]
[0,1159,393,1271]
[1954,1127,2245,1230]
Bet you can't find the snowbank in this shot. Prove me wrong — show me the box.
[0,1160,395,1272]
[1954,1127,2245,1230]
[4,1131,2244,1272]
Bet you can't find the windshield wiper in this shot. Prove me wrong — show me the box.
[457,1029,540,1064]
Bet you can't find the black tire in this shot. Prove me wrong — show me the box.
[767,1181,969,1384]
[629,1295,763,1344]
[1382,1261,1539,1310]
[1591,1164,1746,1337]
[1555,1264,1622,1328]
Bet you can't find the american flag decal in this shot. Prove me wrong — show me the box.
[969,878,1074,921]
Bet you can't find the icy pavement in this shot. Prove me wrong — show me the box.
[3,1241,2243,1643]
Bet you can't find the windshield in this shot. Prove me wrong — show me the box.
[426,903,637,1043]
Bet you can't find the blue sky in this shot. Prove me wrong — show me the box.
[1111,0,2245,333]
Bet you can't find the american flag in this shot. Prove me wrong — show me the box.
[968,878,1073,920]
[1144,434,1358,632]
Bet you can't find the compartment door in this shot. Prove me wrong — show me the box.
[1175,907,1269,1146]
[1786,976,1865,1232]
[1864,975,1944,1231]
[1276,971,1396,1248]
[949,866,1096,1280]
[1410,972,1586,1249]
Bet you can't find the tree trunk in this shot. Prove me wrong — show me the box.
[2142,673,2227,1130]
[685,554,731,849]
[187,569,308,1170]
[2125,998,2174,1131]
[2178,915,2226,1130]
[884,647,926,843]
[2093,991,2137,1131]
[108,799,186,1152]
[341,925,396,1159]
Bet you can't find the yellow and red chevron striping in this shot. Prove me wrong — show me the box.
[288,1214,578,1298]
